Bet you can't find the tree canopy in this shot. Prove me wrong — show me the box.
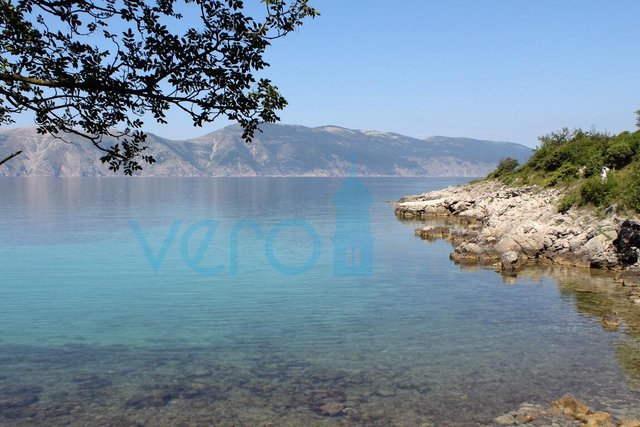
[0,0,317,174]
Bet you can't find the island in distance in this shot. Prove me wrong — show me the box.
[0,124,532,177]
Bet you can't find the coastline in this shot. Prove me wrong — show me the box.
[395,179,640,425]
[394,180,640,305]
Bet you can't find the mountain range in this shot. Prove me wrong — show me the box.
[0,124,532,177]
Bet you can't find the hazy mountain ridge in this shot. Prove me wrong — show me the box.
[0,124,532,177]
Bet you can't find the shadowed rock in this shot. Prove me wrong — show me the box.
[615,220,640,265]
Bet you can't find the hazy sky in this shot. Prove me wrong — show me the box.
[10,1,640,147]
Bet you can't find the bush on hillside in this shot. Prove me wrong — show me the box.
[622,163,640,211]
[538,127,572,148]
[604,137,634,169]
[558,192,581,213]
[487,157,519,179]
[579,174,619,207]
[489,120,640,212]
[545,163,580,187]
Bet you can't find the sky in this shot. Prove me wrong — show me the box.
[259,0,640,147]
[9,0,640,147]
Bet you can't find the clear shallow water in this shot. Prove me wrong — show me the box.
[0,177,639,426]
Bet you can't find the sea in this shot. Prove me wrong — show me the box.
[1,177,639,426]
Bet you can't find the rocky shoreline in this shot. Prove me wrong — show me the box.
[395,180,640,304]
[395,180,640,425]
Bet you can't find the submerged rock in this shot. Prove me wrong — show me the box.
[583,411,613,427]
[189,369,212,378]
[494,413,516,424]
[373,388,396,397]
[317,402,345,417]
[493,401,580,426]
[126,390,174,409]
[551,394,592,422]
[493,395,640,426]
[415,225,450,240]
[308,388,347,417]
[601,312,622,331]
[622,269,640,287]
[629,289,640,305]
[619,419,640,427]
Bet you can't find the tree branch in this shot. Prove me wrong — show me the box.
[0,151,22,167]
[0,0,318,174]
[0,72,231,109]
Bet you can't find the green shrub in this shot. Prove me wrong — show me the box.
[579,174,618,207]
[604,139,634,169]
[545,163,580,186]
[487,157,519,179]
[622,164,640,211]
[615,131,640,149]
[538,127,571,148]
[558,192,580,213]
[582,156,603,177]
[487,123,640,212]
[573,137,606,170]
[539,147,572,172]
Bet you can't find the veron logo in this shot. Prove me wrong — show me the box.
[333,165,373,275]
[131,165,374,276]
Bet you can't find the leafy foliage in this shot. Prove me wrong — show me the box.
[0,0,317,174]
[579,174,618,207]
[621,163,640,211]
[485,118,640,212]
[486,157,518,179]
[557,192,580,214]
[545,163,580,187]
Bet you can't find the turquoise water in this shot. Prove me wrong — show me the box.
[1,177,640,426]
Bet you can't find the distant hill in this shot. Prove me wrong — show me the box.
[0,124,532,177]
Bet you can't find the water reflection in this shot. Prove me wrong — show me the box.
[435,230,640,392]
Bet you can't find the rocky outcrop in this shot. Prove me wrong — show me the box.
[395,181,640,296]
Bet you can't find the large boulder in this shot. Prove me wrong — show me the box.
[614,220,640,265]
